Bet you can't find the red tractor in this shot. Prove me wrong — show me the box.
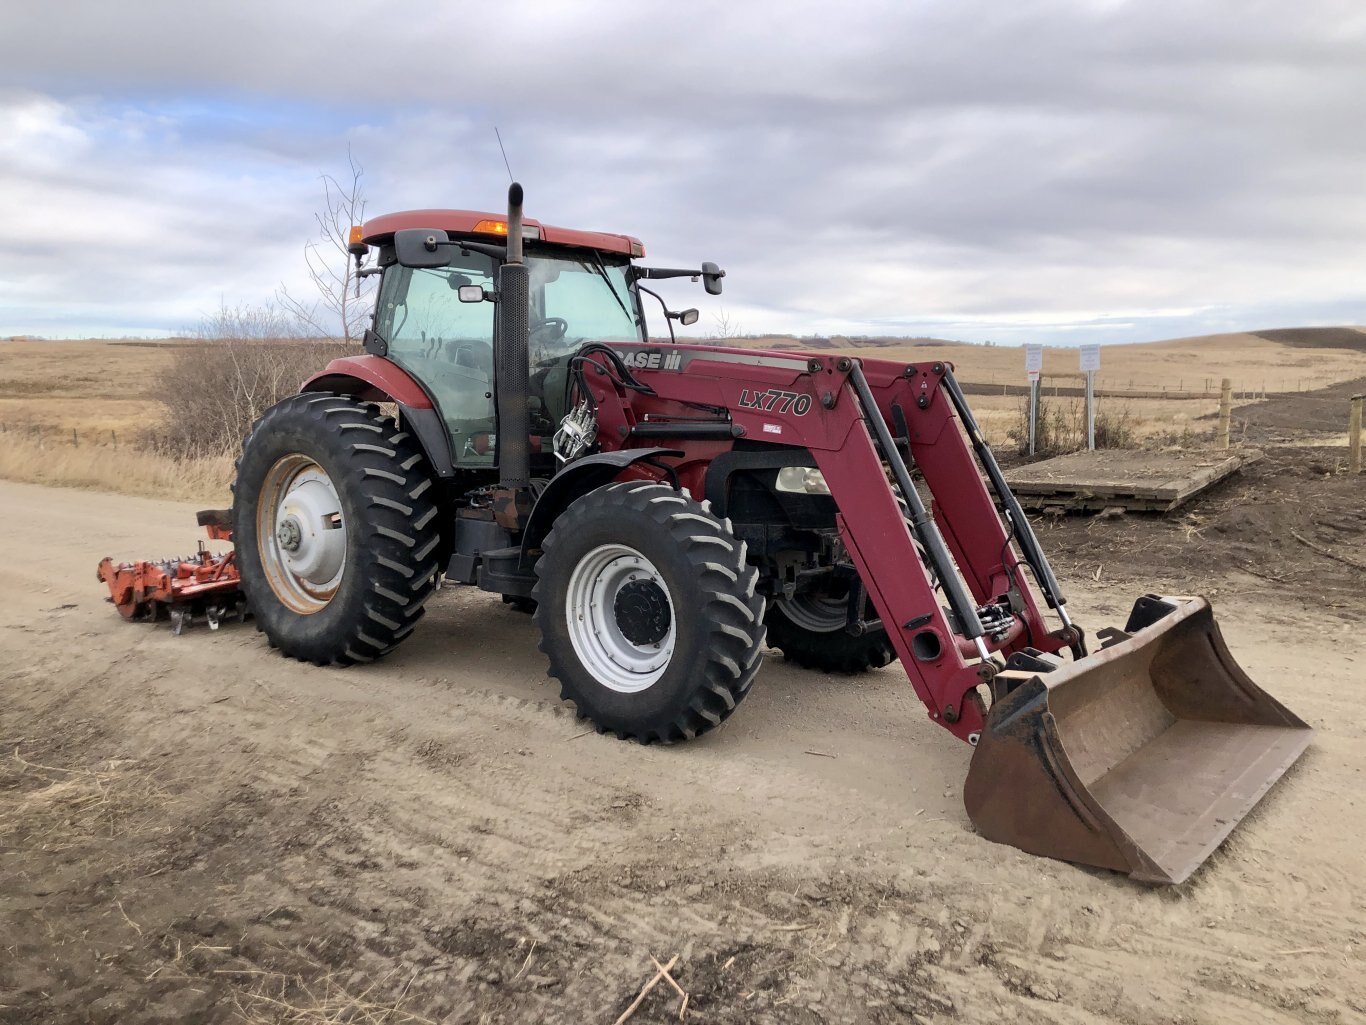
[155,186,1314,883]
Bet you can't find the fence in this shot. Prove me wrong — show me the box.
[1352,395,1363,474]
[958,373,1323,401]
[961,374,1278,404]
[0,423,127,447]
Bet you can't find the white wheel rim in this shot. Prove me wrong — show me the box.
[778,593,848,633]
[565,543,675,693]
[257,454,347,614]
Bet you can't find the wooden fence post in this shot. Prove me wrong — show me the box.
[1351,394,1363,474]
[1217,378,1232,450]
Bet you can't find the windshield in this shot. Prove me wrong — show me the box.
[526,250,643,363]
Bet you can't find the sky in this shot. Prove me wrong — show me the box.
[2,1,1364,345]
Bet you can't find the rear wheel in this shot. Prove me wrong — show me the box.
[532,481,766,742]
[766,589,897,674]
[233,393,441,665]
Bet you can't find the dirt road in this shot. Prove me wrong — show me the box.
[2,478,1363,1024]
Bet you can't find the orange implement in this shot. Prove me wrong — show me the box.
[97,510,245,633]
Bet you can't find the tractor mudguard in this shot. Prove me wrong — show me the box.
[301,354,434,408]
[963,595,1311,884]
[520,449,683,558]
[300,356,455,476]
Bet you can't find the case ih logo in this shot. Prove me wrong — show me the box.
[738,388,813,416]
[620,349,684,371]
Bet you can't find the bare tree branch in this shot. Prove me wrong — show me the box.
[711,307,744,340]
[277,149,376,342]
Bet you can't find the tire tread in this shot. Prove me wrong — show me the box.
[532,481,766,743]
[232,392,440,666]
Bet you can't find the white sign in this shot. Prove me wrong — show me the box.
[1079,344,1101,373]
[1024,343,1043,376]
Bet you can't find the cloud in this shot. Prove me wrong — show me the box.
[1,2,1364,341]
[0,91,330,334]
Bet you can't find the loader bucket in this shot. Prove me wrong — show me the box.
[963,596,1311,884]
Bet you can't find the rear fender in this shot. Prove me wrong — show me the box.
[301,355,455,477]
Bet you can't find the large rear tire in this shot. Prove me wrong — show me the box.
[765,594,897,674]
[232,393,441,665]
[532,481,766,742]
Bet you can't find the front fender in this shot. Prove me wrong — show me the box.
[521,448,682,558]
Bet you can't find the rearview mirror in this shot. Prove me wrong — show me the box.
[701,261,725,296]
[677,308,699,326]
[457,285,488,303]
[393,228,453,268]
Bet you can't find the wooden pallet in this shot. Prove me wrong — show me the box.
[1003,449,1261,513]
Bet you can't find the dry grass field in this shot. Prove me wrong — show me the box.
[0,339,178,441]
[0,339,290,503]
[1,329,1363,501]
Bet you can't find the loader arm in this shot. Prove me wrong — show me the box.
[815,359,1078,739]
[587,343,1310,882]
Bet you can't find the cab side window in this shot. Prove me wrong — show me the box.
[377,258,499,465]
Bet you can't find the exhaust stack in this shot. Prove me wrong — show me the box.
[495,182,531,490]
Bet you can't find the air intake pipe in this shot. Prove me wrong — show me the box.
[495,182,531,489]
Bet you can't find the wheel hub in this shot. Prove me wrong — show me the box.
[778,591,850,633]
[614,580,671,645]
[564,544,676,693]
[275,517,303,553]
[274,477,345,585]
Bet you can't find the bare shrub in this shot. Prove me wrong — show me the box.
[145,301,355,459]
[1093,404,1138,450]
[1008,395,1137,457]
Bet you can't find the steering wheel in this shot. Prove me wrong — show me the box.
[531,316,569,342]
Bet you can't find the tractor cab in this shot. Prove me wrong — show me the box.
[356,210,649,470]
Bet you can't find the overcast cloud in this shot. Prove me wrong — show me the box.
[2,1,1364,344]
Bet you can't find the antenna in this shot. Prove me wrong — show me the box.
[494,126,514,183]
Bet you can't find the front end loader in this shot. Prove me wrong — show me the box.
[102,184,1310,883]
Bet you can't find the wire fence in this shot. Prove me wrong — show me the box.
[958,373,1309,401]
[0,422,128,447]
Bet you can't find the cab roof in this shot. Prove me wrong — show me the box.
[360,209,644,257]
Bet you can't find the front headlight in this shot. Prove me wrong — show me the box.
[774,466,832,495]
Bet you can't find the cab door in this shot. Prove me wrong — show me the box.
[375,255,499,467]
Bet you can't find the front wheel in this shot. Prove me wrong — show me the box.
[532,481,766,742]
